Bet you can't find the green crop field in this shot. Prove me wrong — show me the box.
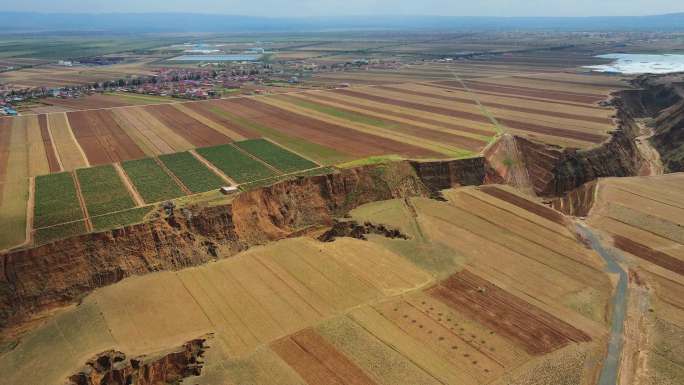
[34,221,86,245]
[121,158,186,203]
[196,144,278,184]
[235,139,318,173]
[239,166,336,191]
[76,165,136,217]
[159,152,226,193]
[33,172,83,228]
[91,206,155,232]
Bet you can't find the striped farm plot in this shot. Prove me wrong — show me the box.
[217,97,438,159]
[159,151,228,193]
[0,235,435,385]
[375,82,613,147]
[121,157,187,203]
[588,174,684,279]
[196,143,279,184]
[277,93,490,154]
[75,164,137,217]
[255,96,468,158]
[234,138,319,173]
[198,100,352,165]
[344,84,610,146]
[33,172,84,230]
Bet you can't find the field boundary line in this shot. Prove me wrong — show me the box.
[71,171,93,232]
[21,177,35,249]
[153,157,193,196]
[256,96,465,157]
[61,112,91,168]
[173,102,247,141]
[287,91,491,144]
[44,116,65,172]
[228,142,283,175]
[188,150,238,186]
[113,162,145,207]
[449,71,506,139]
[32,204,155,232]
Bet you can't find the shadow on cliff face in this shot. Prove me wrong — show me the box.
[68,337,207,385]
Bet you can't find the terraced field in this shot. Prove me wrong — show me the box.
[0,184,613,385]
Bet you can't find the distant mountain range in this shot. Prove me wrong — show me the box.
[1,12,683,33]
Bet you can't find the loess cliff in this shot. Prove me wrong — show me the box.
[609,73,684,173]
[0,160,484,329]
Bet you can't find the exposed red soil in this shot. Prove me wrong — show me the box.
[291,328,378,385]
[378,85,613,125]
[497,118,607,143]
[613,235,684,276]
[479,185,566,225]
[438,80,606,105]
[183,101,260,139]
[0,118,12,181]
[310,92,493,137]
[216,98,439,158]
[425,82,608,110]
[430,270,592,355]
[144,104,231,148]
[334,89,492,124]
[277,95,487,151]
[67,110,146,165]
[37,114,61,172]
[271,336,347,385]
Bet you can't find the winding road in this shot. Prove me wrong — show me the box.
[576,223,628,385]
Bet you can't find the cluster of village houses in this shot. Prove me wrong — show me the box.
[0,55,404,115]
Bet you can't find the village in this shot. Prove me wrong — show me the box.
[0,53,399,115]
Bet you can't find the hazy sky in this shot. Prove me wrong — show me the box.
[6,0,683,17]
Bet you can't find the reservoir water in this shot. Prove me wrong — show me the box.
[170,54,261,62]
[585,53,684,74]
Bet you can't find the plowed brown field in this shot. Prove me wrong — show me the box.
[143,104,231,147]
[37,115,61,172]
[67,110,145,165]
[430,270,592,355]
[216,98,437,157]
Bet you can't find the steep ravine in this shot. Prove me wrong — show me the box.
[0,160,485,329]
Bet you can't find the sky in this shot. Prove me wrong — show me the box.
[4,0,683,17]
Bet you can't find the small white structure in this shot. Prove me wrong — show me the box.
[220,186,239,195]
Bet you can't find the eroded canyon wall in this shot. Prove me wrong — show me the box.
[0,160,486,328]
